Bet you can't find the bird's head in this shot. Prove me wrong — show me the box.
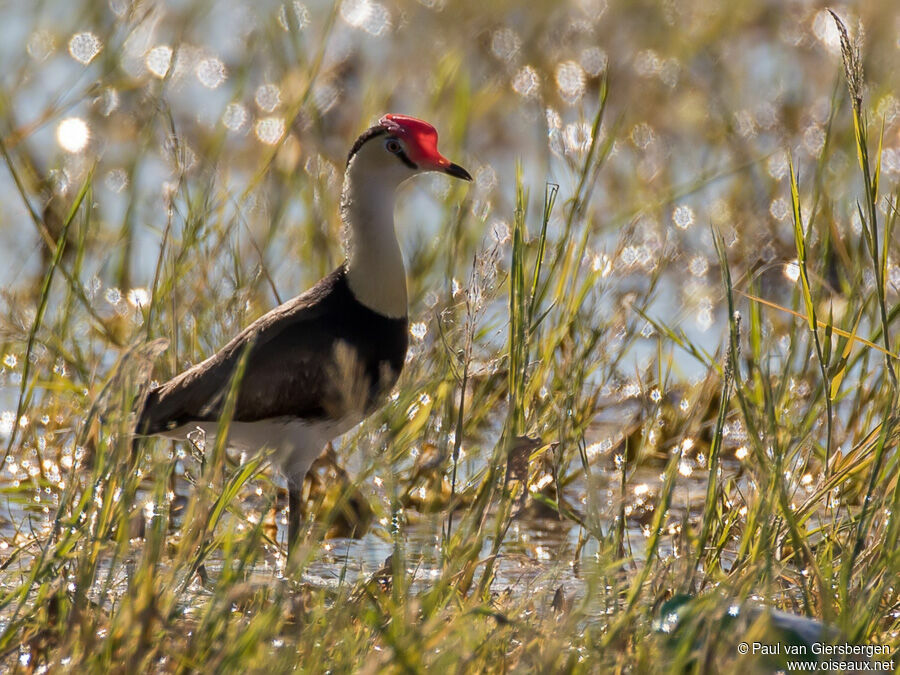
[346,114,472,185]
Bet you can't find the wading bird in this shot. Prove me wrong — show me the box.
[134,114,471,550]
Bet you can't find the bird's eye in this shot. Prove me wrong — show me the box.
[385,139,402,154]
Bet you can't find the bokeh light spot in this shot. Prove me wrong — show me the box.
[255,84,282,113]
[672,205,695,229]
[68,32,102,65]
[491,28,521,63]
[223,103,249,132]
[146,45,173,78]
[555,61,586,104]
[512,66,540,99]
[196,57,227,88]
[340,0,391,36]
[255,117,285,145]
[56,118,90,153]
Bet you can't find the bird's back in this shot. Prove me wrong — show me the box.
[136,266,409,437]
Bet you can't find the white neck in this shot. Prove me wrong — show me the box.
[340,158,408,319]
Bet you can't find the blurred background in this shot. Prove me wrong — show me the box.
[1,0,900,670]
[1,0,898,342]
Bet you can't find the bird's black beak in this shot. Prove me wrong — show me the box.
[444,162,473,181]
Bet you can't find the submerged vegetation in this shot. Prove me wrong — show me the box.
[1,0,900,671]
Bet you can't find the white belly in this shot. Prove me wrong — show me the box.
[157,415,360,484]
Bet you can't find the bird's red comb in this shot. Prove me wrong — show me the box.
[380,114,450,168]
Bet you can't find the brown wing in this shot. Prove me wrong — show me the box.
[136,268,345,435]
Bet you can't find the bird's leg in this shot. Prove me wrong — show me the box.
[287,480,303,555]
[284,451,320,556]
